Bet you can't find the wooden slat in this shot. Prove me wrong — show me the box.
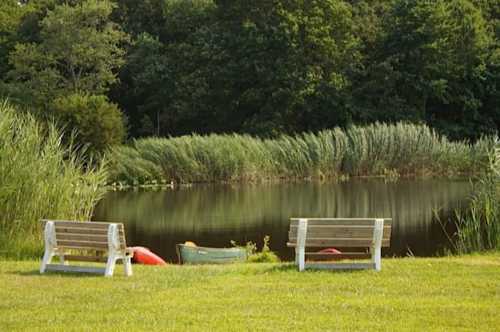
[56,234,108,242]
[45,220,109,229]
[45,264,106,274]
[305,252,371,261]
[55,227,124,236]
[287,239,391,247]
[43,220,124,229]
[43,219,125,226]
[288,227,391,239]
[56,240,108,249]
[289,225,391,229]
[56,233,126,245]
[289,235,391,242]
[64,255,108,263]
[304,262,375,270]
[309,239,390,247]
[54,226,127,249]
[290,218,392,226]
[291,218,392,221]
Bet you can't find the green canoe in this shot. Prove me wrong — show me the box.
[176,244,247,264]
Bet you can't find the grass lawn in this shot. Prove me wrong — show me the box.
[1,254,499,331]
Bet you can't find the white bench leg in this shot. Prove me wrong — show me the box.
[124,256,133,277]
[298,247,305,272]
[294,247,305,271]
[371,219,384,271]
[105,254,117,277]
[40,221,56,274]
[105,224,121,277]
[296,218,308,272]
[40,249,53,273]
[371,246,381,271]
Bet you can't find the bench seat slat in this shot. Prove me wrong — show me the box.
[287,239,391,247]
[56,233,126,247]
[43,220,120,229]
[289,235,390,241]
[56,240,109,249]
[55,227,124,236]
[290,225,392,229]
[289,228,391,239]
[290,218,392,226]
[289,235,391,241]
[56,234,108,242]
[291,218,392,221]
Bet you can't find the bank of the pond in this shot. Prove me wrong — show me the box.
[1,253,499,331]
[109,123,495,185]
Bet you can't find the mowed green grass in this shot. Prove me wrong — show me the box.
[1,254,499,331]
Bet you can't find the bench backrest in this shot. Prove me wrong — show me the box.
[288,218,392,248]
[42,220,127,251]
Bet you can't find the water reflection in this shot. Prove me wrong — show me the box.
[93,179,472,262]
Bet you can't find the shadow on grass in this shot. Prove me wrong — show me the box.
[8,270,107,278]
[248,263,371,275]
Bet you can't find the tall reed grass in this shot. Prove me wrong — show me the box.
[0,102,107,258]
[449,144,500,253]
[109,123,496,184]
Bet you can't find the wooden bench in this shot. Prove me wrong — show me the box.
[287,218,392,271]
[40,220,133,277]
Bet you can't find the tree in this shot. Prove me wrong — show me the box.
[6,0,128,107]
[211,0,360,135]
[115,33,173,137]
[352,0,498,139]
[111,0,167,38]
[51,93,125,154]
[0,1,29,79]
[118,0,361,137]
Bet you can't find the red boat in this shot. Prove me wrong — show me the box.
[318,248,342,254]
[131,246,167,265]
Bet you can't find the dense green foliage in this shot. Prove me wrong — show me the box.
[6,0,126,105]
[450,145,500,253]
[1,0,127,153]
[245,236,281,263]
[109,122,496,184]
[51,94,125,154]
[0,1,28,77]
[0,0,499,148]
[1,255,500,330]
[113,0,500,139]
[0,102,107,257]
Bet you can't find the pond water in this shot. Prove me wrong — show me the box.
[93,179,472,263]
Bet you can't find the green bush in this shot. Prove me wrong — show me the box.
[51,94,126,155]
[245,236,281,263]
[0,101,107,258]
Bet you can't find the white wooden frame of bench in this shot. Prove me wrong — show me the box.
[293,218,387,272]
[40,220,133,277]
